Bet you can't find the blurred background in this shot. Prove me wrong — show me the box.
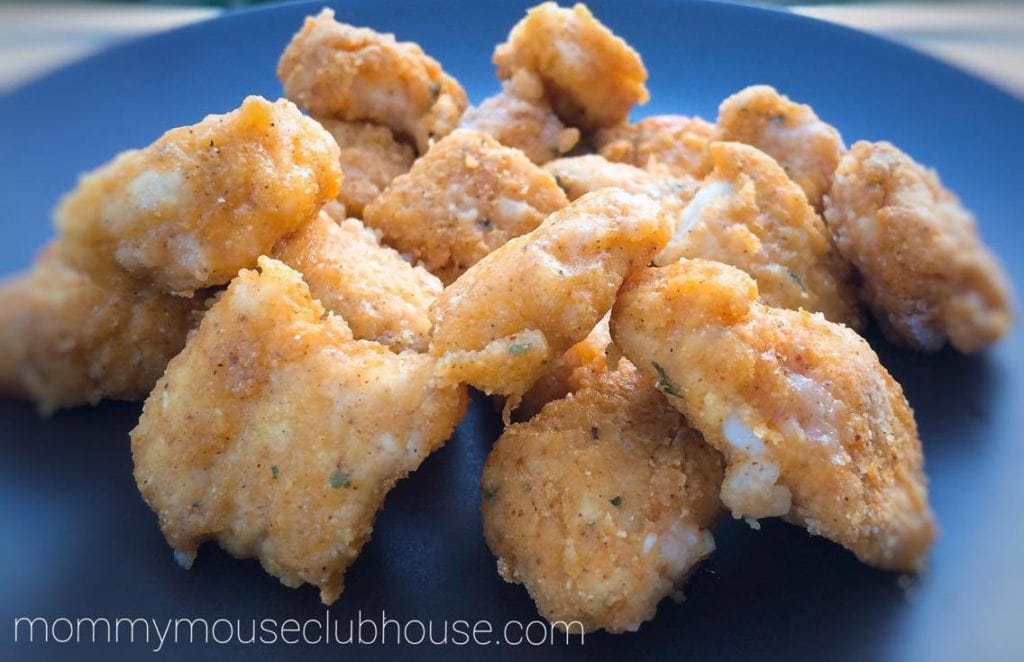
[1,0,1022,97]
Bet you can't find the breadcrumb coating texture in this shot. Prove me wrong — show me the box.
[482,360,723,632]
[824,141,1013,353]
[459,88,579,164]
[279,8,467,153]
[271,212,441,352]
[595,114,714,179]
[611,259,936,572]
[55,96,341,295]
[716,85,844,211]
[658,141,861,328]
[493,2,648,131]
[317,119,415,217]
[0,243,205,414]
[429,189,670,400]
[363,129,568,284]
[132,257,467,604]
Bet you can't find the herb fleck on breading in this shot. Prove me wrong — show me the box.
[651,361,681,397]
[329,469,350,489]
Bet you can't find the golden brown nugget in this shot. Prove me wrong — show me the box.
[482,360,723,632]
[271,212,442,352]
[611,260,936,572]
[595,114,715,179]
[430,189,670,399]
[716,85,844,210]
[318,119,415,217]
[513,315,612,421]
[363,129,568,284]
[824,141,1013,353]
[544,154,696,205]
[459,89,580,164]
[131,257,467,604]
[493,2,648,131]
[0,243,204,414]
[658,142,861,328]
[278,9,467,153]
[55,96,341,296]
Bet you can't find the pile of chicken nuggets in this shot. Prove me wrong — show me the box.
[0,2,1014,633]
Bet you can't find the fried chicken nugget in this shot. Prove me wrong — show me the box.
[318,119,415,217]
[482,360,723,632]
[544,154,696,206]
[271,212,441,353]
[493,2,648,131]
[715,85,844,210]
[363,129,568,284]
[131,257,467,604]
[429,189,670,399]
[658,142,861,328]
[55,96,341,296]
[0,243,205,414]
[278,9,468,153]
[611,259,936,572]
[595,114,715,179]
[824,141,1013,353]
[512,315,612,421]
[459,88,580,164]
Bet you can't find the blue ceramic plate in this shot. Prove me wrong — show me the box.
[1,1,1021,659]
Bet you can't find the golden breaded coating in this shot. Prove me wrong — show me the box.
[611,259,936,572]
[658,142,861,328]
[363,129,568,284]
[429,189,670,399]
[824,141,1013,353]
[318,119,415,217]
[595,114,714,179]
[271,212,442,352]
[0,243,204,414]
[459,89,580,164]
[544,154,696,206]
[278,9,468,153]
[482,360,723,632]
[513,314,612,421]
[716,85,844,210]
[55,96,341,296]
[493,2,648,131]
[131,257,467,604]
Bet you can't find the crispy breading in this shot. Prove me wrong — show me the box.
[278,8,467,153]
[715,85,844,210]
[544,154,696,205]
[0,243,204,414]
[658,142,861,328]
[611,259,936,572]
[429,189,670,400]
[271,212,442,352]
[55,96,341,296]
[459,88,579,164]
[824,141,1013,352]
[512,314,612,421]
[482,360,723,632]
[318,119,415,217]
[363,129,568,284]
[131,257,467,604]
[595,114,714,179]
[493,2,648,131]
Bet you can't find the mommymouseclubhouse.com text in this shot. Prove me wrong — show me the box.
[11,611,585,651]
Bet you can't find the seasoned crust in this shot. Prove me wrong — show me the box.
[131,257,467,604]
[824,140,1013,353]
[493,2,648,131]
[611,259,936,572]
[363,129,568,284]
[482,360,723,632]
[55,96,341,295]
[279,8,467,153]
